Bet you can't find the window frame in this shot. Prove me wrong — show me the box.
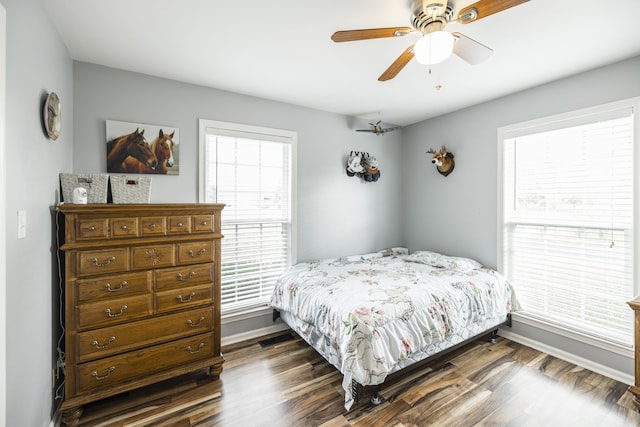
[497,97,640,357]
[198,119,297,316]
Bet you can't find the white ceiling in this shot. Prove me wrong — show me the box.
[43,0,640,127]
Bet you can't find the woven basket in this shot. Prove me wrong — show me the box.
[60,173,109,204]
[110,176,152,203]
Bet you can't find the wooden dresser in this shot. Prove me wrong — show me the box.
[629,297,640,410]
[58,203,224,426]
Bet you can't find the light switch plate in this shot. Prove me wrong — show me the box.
[17,210,26,239]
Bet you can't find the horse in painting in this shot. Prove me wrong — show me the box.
[124,129,175,174]
[107,128,157,173]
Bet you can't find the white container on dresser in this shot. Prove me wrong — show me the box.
[57,203,224,426]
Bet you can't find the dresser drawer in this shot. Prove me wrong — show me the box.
[76,307,214,362]
[131,244,175,270]
[140,216,167,236]
[168,215,191,234]
[76,218,109,240]
[155,284,213,314]
[177,241,214,265]
[155,263,214,290]
[77,248,129,276]
[192,214,215,233]
[77,294,152,329]
[111,217,139,238]
[76,333,215,393]
[76,271,150,302]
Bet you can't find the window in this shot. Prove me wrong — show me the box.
[498,99,639,350]
[199,119,296,314]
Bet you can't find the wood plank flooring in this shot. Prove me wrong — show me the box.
[72,332,640,427]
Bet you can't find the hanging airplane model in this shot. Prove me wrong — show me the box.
[356,120,401,136]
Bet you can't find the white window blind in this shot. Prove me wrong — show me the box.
[199,120,295,314]
[501,106,635,347]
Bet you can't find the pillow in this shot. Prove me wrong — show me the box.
[377,247,409,257]
[404,250,482,271]
[338,248,408,262]
[358,252,383,260]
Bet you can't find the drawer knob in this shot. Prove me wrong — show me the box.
[104,281,127,292]
[186,343,205,354]
[186,317,205,328]
[120,225,128,230]
[176,222,183,227]
[176,271,196,281]
[177,292,196,303]
[87,225,96,231]
[201,221,208,226]
[91,256,116,267]
[148,223,157,229]
[91,366,115,381]
[91,336,116,349]
[187,248,206,258]
[104,305,128,318]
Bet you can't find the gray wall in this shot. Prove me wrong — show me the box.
[402,55,640,377]
[3,1,640,424]
[3,0,74,426]
[72,61,405,343]
[73,61,404,262]
[403,56,640,268]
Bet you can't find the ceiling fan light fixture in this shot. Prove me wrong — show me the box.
[414,30,454,65]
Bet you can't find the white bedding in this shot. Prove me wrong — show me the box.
[270,249,519,410]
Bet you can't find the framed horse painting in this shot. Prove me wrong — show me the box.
[106,120,180,175]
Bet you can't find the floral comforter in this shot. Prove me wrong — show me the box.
[269,249,519,410]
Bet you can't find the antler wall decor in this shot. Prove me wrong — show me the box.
[427,146,455,177]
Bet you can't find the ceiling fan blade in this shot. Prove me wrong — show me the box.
[452,32,492,65]
[457,0,529,24]
[331,27,413,42]
[378,44,415,81]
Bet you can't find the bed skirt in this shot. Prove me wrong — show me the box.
[277,309,510,410]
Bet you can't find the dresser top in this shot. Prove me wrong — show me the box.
[58,203,225,215]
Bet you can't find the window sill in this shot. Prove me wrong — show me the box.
[511,311,633,359]
[221,304,273,325]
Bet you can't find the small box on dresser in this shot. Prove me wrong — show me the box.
[58,203,224,426]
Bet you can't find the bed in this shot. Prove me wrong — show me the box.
[269,248,520,410]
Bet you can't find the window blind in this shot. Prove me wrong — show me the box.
[201,122,294,313]
[502,109,634,346]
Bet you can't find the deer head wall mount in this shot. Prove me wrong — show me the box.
[427,146,455,177]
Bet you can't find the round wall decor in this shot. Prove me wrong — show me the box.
[43,91,61,140]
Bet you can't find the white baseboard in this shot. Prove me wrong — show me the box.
[221,323,290,347]
[498,328,634,386]
[221,325,634,384]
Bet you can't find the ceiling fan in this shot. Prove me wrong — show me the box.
[356,120,401,136]
[331,0,529,81]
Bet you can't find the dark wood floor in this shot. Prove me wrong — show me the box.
[73,332,640,427]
